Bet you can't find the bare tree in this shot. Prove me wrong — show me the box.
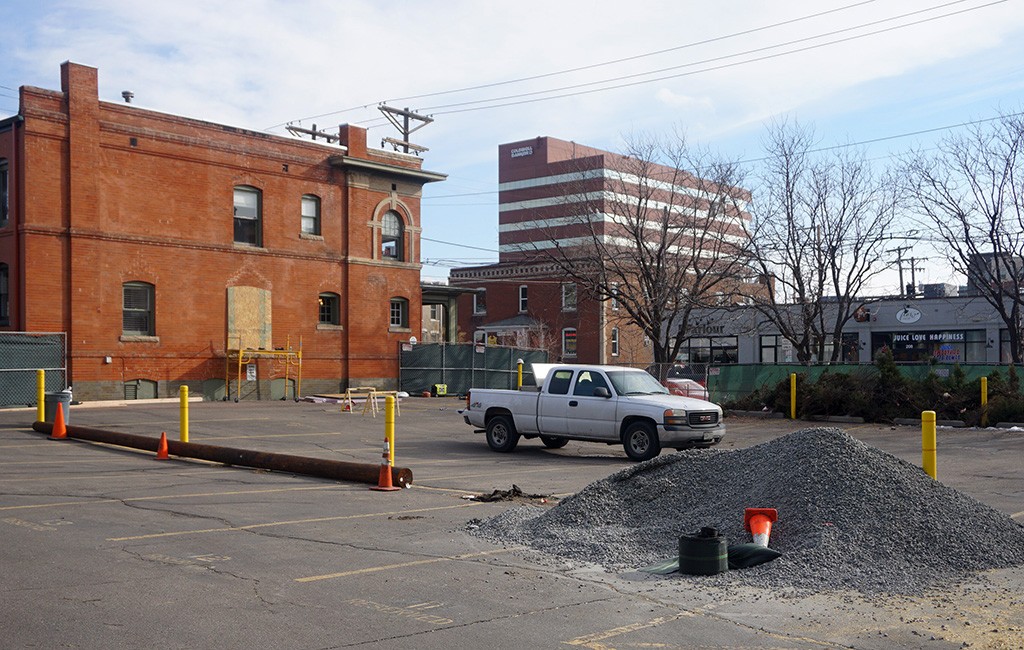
[903,112,1024,363]
[518,130,755,366]
[748,119,901,364]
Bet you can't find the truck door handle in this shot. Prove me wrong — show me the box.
[569,400,578,407]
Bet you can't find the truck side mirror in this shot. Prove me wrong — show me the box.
[593,387,611,398]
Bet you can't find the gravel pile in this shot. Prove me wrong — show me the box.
[471,427,1024,594]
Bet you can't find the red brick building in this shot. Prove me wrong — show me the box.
[450,136,752,365]
[0,62,444,400]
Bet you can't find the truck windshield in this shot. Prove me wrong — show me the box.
[606,370,669,396]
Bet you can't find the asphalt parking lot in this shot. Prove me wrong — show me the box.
[1,398,1022,649]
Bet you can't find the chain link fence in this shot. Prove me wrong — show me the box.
[400,343,548,396]
[0,332,67,407]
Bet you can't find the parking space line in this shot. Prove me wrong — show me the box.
[1,484,345,512]
[107,502,482,541]
[295,546,524,582]
[0,467,239,483]
[564,612,695,647]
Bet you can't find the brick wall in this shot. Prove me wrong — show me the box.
[2,62,441,399]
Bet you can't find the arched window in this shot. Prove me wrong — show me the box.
[381,210,403,260]
[318,292,340,325]
[123,281,155,336]
[301,194,321,235]
[390,297,409,329]
[233,186,262,246]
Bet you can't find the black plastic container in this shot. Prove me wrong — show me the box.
[679,527,728,575]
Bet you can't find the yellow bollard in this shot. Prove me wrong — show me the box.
[516,358,524,390]
[790,373,797,420]
[36,369,45,423]
[385,395,395,465]
[179,385,189,443]
[922,410,937,479]
[980,376,988,428]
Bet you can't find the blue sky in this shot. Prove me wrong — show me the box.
[3,0,1024,292]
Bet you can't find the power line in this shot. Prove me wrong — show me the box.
[421,236,498,253]
[382,0,881,105]
[267,2,878,130]
[268,0,996,128]
[428,0,1006,116]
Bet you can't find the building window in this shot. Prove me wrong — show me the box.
[301,194,321,235]
[381,210,404,260]
[123,282,155,336]
[610,282,619,310]
[562,283,577,311]
[518,285,528,313]
[0,263,8,325]
[233,186,262,246]
[473,289,487,314]
[562,328,577,358]
[611,327,619,356]
[390,297,409,329]
[318,292,339,325]
[0,159,8,229]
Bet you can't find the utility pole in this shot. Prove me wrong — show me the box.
[888,246,912,297]
[378,105,432,155]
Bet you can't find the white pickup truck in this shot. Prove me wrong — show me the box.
[460,364,725,461]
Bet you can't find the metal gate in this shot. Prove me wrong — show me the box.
[0,332,67,407]
[399,343,548,396]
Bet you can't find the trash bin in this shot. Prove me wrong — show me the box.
[44,390,72,425]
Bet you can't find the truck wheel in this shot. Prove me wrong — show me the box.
[623,422,661,461]
[486,415,520,453]
[540,436,568,449]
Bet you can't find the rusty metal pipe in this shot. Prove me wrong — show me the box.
[32,421,412,487]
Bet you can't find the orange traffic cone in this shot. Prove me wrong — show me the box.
[370,440,401,491]
[744,507,778,547]
[49,403,67,440]
[154,432,169,460]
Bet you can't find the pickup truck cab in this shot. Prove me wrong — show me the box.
[461,363,724,461]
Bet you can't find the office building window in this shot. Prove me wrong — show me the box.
[381,210,403,260]
[610,282,619,310]
[301,194,321,235]
[562,328,577,358]
[518,285,528,313]
[233,186,262,246]
[611,327,619,356]
[123,282,155,336]
[473,289,487,314]
[318,292,339,325]
[562,283,577,311]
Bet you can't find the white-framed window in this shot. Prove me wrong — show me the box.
[233,186,262,246]
[381,210,404,260]
[123,281,155,335]
[390,297,409,329]
[562,283,577,311]
[301,194,321,235]
[611,327,619,356]
[610,282,619,310]
[473,289,487,314]
[518,285,528,313]
[318,292,339,325]
[562,327,577,358]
